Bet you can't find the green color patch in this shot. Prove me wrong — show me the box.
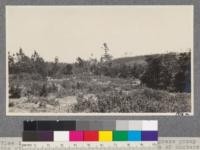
[113,131,128,141]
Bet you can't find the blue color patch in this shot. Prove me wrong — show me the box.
[128,131,141,141]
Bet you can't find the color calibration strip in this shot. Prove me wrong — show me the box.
[23,120,158,142]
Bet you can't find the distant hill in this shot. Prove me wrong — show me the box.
[111,55,147,66]
[111,52,179,66]
[112,56,146,65]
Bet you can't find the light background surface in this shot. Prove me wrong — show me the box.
[0,0,200,137]
[6,5,193,63]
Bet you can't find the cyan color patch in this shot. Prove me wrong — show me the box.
[128,131,141,141]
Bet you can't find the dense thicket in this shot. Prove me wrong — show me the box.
[141,52,191,92]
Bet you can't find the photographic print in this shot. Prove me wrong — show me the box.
[6,6,193,115]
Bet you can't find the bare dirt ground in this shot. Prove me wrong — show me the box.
[9,96,77,113]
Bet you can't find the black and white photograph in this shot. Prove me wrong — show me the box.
[6,6,193,115]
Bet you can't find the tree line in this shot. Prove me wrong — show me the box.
[8,48,191,93]
[141,52,191,92]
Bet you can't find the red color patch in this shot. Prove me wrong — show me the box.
[83,131,98,141]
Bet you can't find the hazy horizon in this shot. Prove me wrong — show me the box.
[6,6,193,63]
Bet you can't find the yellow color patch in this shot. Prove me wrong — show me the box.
[98,131,113,142]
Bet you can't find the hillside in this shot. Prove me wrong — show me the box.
[111,52,179,66]
[112,55,146,66]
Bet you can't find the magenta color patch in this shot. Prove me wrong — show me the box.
[69,131,83,141]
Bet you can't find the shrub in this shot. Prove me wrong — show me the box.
[9,102,14,107]
[73,94,99,112]
[9,85,21,98]
[40,84,48,97]
[28,82,43,96]
[72,87,191,113]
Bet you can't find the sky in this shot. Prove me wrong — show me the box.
[6,5,193,63]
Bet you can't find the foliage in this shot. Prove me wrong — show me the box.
[72,87,191,113]
[100,43,113,62]
[9,84,21,98]
[9,49,47,77]
[76,57,84,67]
[174,52,191,92]
[141,52,191,92]
[31,51,47,77]
[63,64,73,75]
[9,49,191,93]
